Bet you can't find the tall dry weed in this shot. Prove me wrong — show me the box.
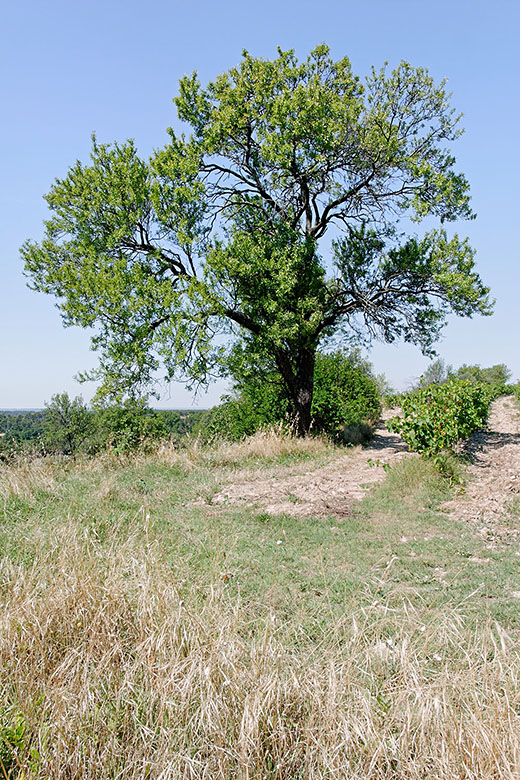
[0,455,58,498]
[194,426,332,468]
[1,518,519,779]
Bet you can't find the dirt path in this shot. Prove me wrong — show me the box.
[213,396,520,529]
[441,395,520,545]
[212,410,413,518]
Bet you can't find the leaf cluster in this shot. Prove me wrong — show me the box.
[387,380,496,459]
[311,351,381,435]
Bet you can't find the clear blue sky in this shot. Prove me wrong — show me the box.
[1,0,519,407]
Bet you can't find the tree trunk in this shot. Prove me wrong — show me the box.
[275,347,316,436]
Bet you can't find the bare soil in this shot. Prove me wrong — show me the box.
[212,409,413,518]
[441,395,520,545]
[213,397,520,534]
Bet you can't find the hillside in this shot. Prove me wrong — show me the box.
[0,399,519,778]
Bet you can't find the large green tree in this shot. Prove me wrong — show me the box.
[22,46,492,433]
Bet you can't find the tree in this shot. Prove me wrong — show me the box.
[416,358,453,388]
[43,393,92,455]
[22,46,492,434]
[199,349,380,441]
[453,363,511,386]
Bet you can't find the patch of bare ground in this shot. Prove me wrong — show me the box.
[442,396,520,545]
[211,409,414,518]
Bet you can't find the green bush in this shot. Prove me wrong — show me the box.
[198,351,381,442]
[311,352,381,437]
[156,410,206,441]
[94,400,168,453]
[453,362,511,387]
[509,383,520,408]
[42,393,93,455]
[387,380,492,458]
[384,392,406,408]
[416,360,512,398]
[0,711,28,777]
[42,395,170,456]
[195,384,290,443]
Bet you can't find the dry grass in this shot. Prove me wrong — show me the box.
[0,455,59,498]
[155,425,334,469]
[1,517,519,779]
[204,427,332,466]
[0,429,333,505]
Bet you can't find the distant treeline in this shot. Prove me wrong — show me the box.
[0,410,46,442]
[0,402,206,457]
[1,358,517,462]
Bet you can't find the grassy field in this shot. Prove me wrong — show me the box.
[1,434,519,778]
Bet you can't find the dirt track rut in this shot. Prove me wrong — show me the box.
[212,411,413,518]
[441,395,520,545]
[213,397,520,534]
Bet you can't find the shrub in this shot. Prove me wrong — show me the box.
[42,393,93,455]
[387,380,492,459]
[510,383,520,403]
[0,711,28,778]
[195,386,290,443]
[311,352,381,437]
[384,392,406,408]
[417,360,512,398]
[198,351,381,442]
[454,362,511,387]
[94,400,168,453]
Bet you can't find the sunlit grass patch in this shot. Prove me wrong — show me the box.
[0,517,519,779]
[1,435,520,777]
[366,455,455,510]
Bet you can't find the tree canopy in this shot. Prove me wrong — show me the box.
[22,45,492,433]
[417,359,511,389]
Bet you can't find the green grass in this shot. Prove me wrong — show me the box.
[2,446,518,630]
[1,442,519,778]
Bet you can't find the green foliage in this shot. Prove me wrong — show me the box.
[94,400,168,453]
[383,390,407,408]
[43,393,93,455]
[416,361,512,406]
[452,362,511,390]
[199,351,381,442]
[416,358,453,388]
[0,403,209,460]
[311,352,381,436]
[195,365,292,443]
[387,380,492,461]
[0,412,46,461]
[196,396,274,442]
[0,411,45,444]
[156,409,206,440]
[22,46,492,433]
[0,711,27,777]
[372,373,394,399]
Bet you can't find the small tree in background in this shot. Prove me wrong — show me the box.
[417,360,512,390]
[43,393,92,455]
[454,363,511,387]
[95,399,168,452]
[417,358,453,388]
